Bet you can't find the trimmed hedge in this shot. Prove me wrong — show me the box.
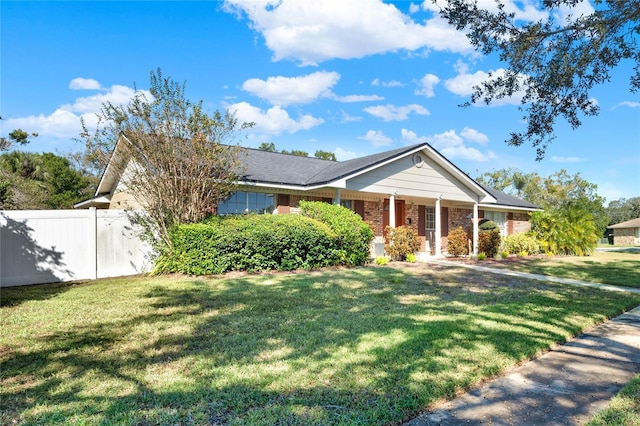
[299,201,374,266]
[155,202,375,275]
[156,214,339,275]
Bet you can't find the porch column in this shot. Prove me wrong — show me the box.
[389,193,396,229]
[333,188,341,205]
[435,196,442,257]
[473,202,479,255]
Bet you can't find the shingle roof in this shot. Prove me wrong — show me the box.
[481,186,540,210]
[608,218,640,229]
[241,143,425,186]
[240,143,538,210]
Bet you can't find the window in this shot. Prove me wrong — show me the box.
[425,206,436,230]
[484,210,507,235]
[340,200,352,210]
[218,191,275,215]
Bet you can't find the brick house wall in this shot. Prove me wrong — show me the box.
[614,228,637,246]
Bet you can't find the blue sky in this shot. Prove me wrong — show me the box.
[2,0,639,203]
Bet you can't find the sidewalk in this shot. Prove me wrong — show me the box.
[403,262,640,425]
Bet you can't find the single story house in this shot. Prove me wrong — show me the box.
[607,218,640,246]
[76,141,539,257]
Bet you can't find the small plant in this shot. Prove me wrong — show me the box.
[518,250,529,257]
[375,256,389,265]
[477,252,487,261]
[406,253,417,263]
[500,250,509,259]
[447,226,469,257]
[384,226,420,261]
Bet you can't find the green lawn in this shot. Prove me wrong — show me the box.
[477,251,640,288]
[2,265,640,425]
[587,374,640,426]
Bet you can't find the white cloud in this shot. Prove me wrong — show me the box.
[335,147,358,161]
[339,110,362,123]
[372,78,403,88]
[331,93,384,103]
[69,78,101,90]
[223,0,471,65]
[364,103,430,121]
[550,155,587,163]
[3,83,148,140]
[358,129,393,147]
[242,71,339,106]
[228,101,324,135]
[445,65,525,106]
[555,0,594,24]
[460,127,489,145]
[414,73,440,98]
[401,127,495,161]
[613,101,640,109]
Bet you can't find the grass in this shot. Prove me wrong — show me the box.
[476,251,640,288]
[587,374,640,426]
[2,264,640,425]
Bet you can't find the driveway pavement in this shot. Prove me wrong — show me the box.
[403,261,640,426]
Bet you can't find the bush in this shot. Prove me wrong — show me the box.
[406,253,417,263]
[478,229,501,258]
[502,232,540,255]
[447,227,469,257]
[530,206,599,256]
[156,214,339,275]
[479,219,499,232]
[500,250,509,259]
[300,201,374,266]
[477,252,487,261]
[384,225,421,261]
[375,256,389,265]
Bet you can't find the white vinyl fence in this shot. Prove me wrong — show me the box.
[0,208,153,287]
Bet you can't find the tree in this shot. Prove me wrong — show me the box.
[258,142,277,152]
[0,128,38,151]
[438,0,640,160]
[606,197,640,224]
[477,168,608,235]
[314,149,337,161]
[0,151,94,209]
[281,149,309,157]
[80,68,253,249]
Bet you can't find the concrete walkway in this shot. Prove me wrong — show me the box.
[403,261,640,425]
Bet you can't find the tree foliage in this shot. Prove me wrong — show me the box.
[257,142,337,161]
[439,0,640,160]
[477,167,608,234]
[0,128,38,152]
[606,197,640,225]
[314,149,337,161]
[0,151,94,209]
[80,68,253,249]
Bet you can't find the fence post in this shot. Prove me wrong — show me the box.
[89,207,98,280]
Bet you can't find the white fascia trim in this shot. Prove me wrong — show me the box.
[236,179,346,192]
[478,204,541,212]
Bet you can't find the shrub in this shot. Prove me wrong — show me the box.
[478,229,501,258]
[447,227,469,257]
[530,206,599,256]
[300,201,374,266]
[477,252,487,261]
[500,250,509,259]
[375,256,389,265]
[502,232,540,255]
[479,219,499,232]
[384,225,421,261]
[156,214,339,275]
[406,253,417,263]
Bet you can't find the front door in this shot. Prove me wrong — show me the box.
[382,199,405,239]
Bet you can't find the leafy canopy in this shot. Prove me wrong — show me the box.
[81,68,253,249]
[438,0,640,160]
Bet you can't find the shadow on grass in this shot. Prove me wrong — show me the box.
[2,266,639,425]
[0,281,82,308]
